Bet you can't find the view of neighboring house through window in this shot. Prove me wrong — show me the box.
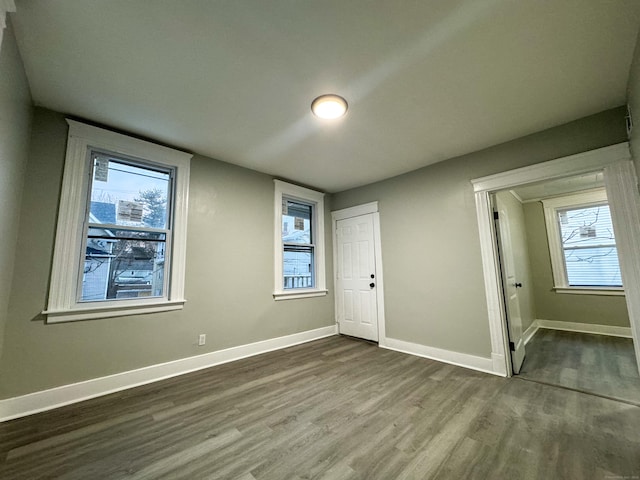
[282,198,314,289]
[557,203,621,287]
[82,153,173,302]
[273,180,326,300]
[542,189,623,292]
[44,120,190,323]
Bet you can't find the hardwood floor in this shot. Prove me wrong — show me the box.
[519,328,640,406]
[1,335,639,479]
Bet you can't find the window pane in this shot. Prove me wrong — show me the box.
[282,200,312,244]
[558,203,622,287]
[558,204,615,248]
[564,246,622,287]
[82,237,166,301]
[283,246,314,289]
[83,154,171,303]
[90,154,171,229]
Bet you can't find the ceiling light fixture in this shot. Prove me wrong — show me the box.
[311,94,348,119]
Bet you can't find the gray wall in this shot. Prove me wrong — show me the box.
[0,19,32,363]
[0,108,334,399]
[332,107,628,358]
[493,191,536,333]
[523,202,629,327]
[0,103,629,399]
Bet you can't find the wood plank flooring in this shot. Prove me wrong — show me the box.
[519,328,640,406]
[1,335,639,479]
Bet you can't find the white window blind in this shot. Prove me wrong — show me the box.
[542,188,624,294]
[558,203,622,287]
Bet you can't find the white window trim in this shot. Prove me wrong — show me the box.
[542,188,623,295]
[273,180,327,300]
[43,120,192,323]
[0,2,16,52]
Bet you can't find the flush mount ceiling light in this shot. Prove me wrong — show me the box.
[311,94,348,119]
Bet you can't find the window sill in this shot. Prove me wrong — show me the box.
[273,289,328,301]
[42,299,186,323]
[553,287,624,296]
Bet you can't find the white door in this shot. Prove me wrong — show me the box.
[494,195,526,373]
[336,214,378,341]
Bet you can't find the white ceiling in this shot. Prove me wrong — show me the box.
[10,0,640,192]
[510,172,604,202]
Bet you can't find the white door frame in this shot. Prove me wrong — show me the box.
[471,142,640,377]
[332,202,386,346]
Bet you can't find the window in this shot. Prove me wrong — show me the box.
[273,180,326,300]
[282,199,314,289]
[44,120,191,322]
[82,155,172,302]
[542,189,624,295]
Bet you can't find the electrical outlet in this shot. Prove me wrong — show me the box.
[198,334,206,346]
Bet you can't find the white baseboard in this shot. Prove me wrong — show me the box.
[533,319,632,338]
[382,337,501,376]
[0,325,337,422]
[523,322,539,345]
[491,353,507,376]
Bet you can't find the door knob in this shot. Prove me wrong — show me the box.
[369,283,375,288]
[371,274,375,279]
[515,282,522,288]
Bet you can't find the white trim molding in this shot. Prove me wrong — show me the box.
[0,0,16,50]
[471,142,640,376]
[273,180,326,300]
[471,143,631,192]
[525,319,632,340]
[0,325,338,422]
[44,120,192,323]
[603,161,640,366]
[541,188,624,294]
[552,287,624,296]
[331,202,387,346]
[44,300,186,323]
[331,202,379,221]
[474,189,511,376]
[371,212,387,346]
[523,322,539,345]
[382,337,500,376]
[0,0,15,28]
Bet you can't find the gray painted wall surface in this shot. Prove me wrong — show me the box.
[0,108,334,399]
[332,107,628,358]
[0,19,32,364]
[493,191,536,333]
[522,202,629,328]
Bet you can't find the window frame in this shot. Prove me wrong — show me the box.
[43,120,192,323]
[273,180,327,300]
[80,152,174,303]
[542,188,624,296]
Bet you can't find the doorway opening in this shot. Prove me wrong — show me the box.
[491,174,640,404]
[471,142,640,388]
[332,202,386,344]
